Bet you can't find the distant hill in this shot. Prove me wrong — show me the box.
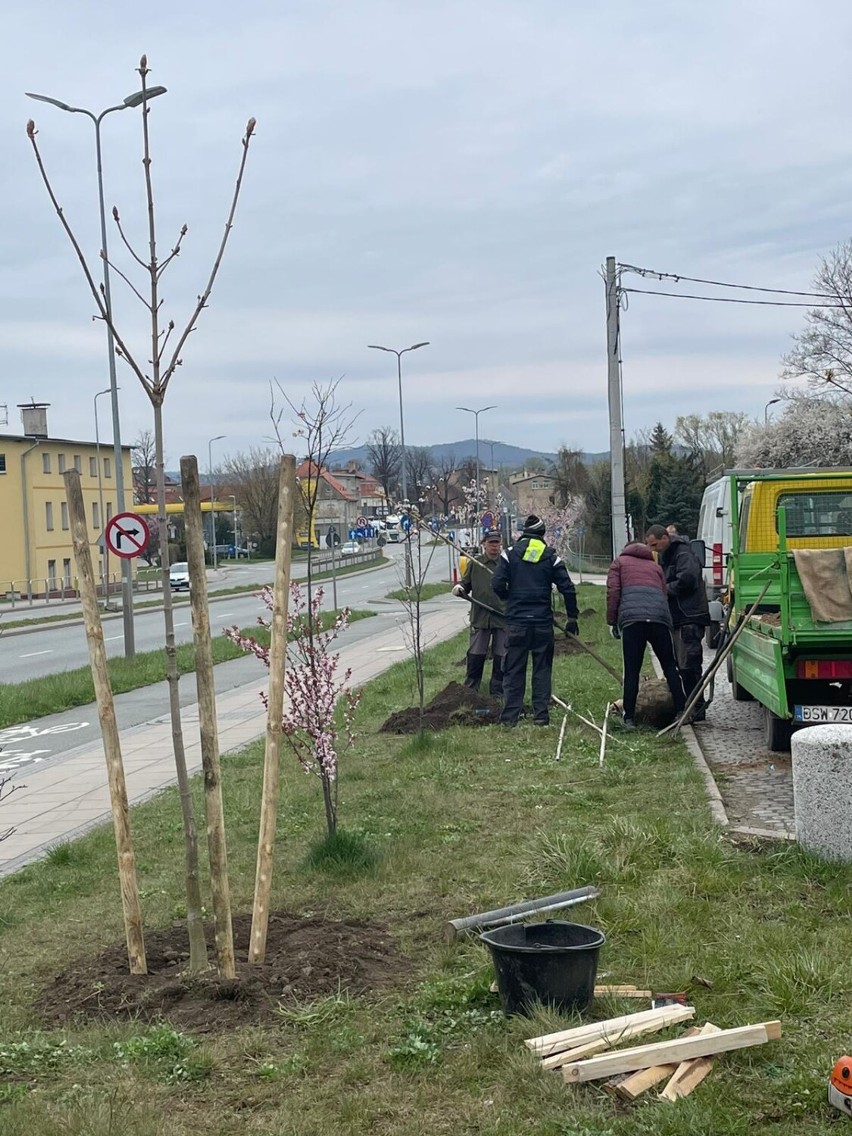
[328,439,609,470]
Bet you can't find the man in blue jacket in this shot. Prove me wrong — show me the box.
[492,515,579,726]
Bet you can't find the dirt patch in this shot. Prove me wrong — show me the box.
[380,681,501,733]
[35,912,406,1034]
[612,679,678,727]
[554,636,600,656]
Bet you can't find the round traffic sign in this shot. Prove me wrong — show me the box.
[104,512,150,559]
[356,515,368,528]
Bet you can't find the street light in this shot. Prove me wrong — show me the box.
[208,436,226,569]
[368,341,429,586]
[456,405,496,523]
[229,494,238,557]
[27,82,167,658]
[94,386,113,606]
[764,398,781,425]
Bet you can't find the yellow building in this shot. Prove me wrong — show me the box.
[0,404,133,595]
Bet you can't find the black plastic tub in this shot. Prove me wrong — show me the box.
[480,920,605,1017]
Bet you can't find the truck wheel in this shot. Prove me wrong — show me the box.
[727,656,754,702]
[764,706,792,753]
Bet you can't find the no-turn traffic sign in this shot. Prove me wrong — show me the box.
[356,514,368,527]
[104,512,150,559]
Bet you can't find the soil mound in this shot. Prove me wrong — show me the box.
[380,681,501,733]
[35,912,405,1034]
[635,679,677,727]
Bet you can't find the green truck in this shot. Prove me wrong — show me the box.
[724,468,852,752]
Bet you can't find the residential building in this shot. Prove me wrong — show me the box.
[296,459,359,543]
[0,403,133,595]
[329,463,389,518]
[508,469,557,518]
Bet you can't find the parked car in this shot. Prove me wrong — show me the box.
[215,544,249,558]
[169,562,190,591]
[340,541,361,556]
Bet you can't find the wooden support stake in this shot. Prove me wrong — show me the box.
[555,713,568,761]
[561,1021,781,1083]
[598,702,610,768]
[63,470,147,974]
[539,1005,695,1069]
[610,1027,703,1100]
[526,1004,694,1057]
[249,454,296,965]
[541,1036,610,1069]
[180,456,235,979]
[659,1022,721,1101]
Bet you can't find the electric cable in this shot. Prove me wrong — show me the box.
[621,286,842,309]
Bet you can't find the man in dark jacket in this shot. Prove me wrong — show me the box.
[492,515,579,726]
[645,524,710,720]
[606,542,685,728]
[452,529,506,695]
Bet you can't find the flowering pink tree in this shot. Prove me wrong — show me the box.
[227,582,361,837]
[543,499,583,562]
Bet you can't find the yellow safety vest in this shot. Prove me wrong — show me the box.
[522,538,546,563]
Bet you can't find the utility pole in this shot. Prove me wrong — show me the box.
[605,256,627,559]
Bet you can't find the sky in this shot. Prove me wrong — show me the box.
[3,0,851,466]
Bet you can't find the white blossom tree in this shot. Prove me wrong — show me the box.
[735,396,852,468]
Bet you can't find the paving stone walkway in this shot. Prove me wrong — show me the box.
[690,650,795,839]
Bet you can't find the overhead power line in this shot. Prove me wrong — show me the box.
[621,286,843,309]
[618,262,829,299]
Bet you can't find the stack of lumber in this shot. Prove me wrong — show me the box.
[525,1007,781,1102]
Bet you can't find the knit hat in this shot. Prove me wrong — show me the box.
[483,528,502,542]
[523,514,546,536]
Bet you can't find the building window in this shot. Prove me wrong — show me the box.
[43,453,52,474]
[61,502,69,530]
[0,453,5,474]
[104,457,112,478]
[48,559,57,590]
[63,558,72,587]
[45,501,54,531]
[73,455,82,472]
[58,454,66,473]
[89,456,97,477]
[106,501,112,523]
[92,501,100,529]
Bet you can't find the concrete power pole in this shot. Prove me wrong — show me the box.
[605,256,628,560]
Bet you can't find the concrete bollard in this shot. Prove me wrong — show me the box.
[792,724,852,862]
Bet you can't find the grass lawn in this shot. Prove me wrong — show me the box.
[385,581,449,603]
[0,610,375,730]
[0,584,849,1134]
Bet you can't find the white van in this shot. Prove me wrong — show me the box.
[697,476,733,645]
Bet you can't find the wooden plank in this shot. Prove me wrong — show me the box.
[526,1005,694,1057]
[541,1036,610,1069]
[659,1023,720,1101]
[612,1027,702,1100]
[540,1006,695,1070]
[595,985,652,999]
[561,1021,781,1083]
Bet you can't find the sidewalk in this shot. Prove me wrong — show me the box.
[0,602,468,877]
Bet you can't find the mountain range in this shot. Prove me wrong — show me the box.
[328,439,609,470]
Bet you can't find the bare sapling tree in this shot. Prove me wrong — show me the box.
[393,508,439,728]
[0,774,22,844]
[28,55,256,974]
[269,379,358,602]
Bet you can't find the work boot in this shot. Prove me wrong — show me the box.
[622,717,636,731]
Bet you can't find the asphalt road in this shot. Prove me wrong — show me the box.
[1,545,450,685]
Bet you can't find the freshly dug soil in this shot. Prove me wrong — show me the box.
[380,681,501,733]
[634,679,676,727]
[553,635,599,656]
[35,912,406,1034]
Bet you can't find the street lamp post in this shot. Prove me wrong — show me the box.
[94,386,115,607]
[764,398,781,425]
[27,82,167,658]
[456,405,496,526]
[230,494,238,556]
[208,436,226,569]
[368,341,429,585]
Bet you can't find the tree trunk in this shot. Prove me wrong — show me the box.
[250,454,296,964]
[180,455,235,978]
[154,402,208,974]
[63,470,147,974]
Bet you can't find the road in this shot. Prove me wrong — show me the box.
[1,545,450,685]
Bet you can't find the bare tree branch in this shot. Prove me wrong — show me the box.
[100,253,151,310]
[157,224,189,279]
[112,206,149,270]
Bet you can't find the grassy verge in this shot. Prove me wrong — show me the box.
[385,582,449,603]
[0,584,848,1134]
[0,610,375,729]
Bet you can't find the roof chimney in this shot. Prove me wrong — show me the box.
[18,401,49,439]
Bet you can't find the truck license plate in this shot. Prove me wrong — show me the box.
[794,705,852,723]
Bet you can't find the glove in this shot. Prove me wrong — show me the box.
[564,619,579,637]
[452,584,466,598]
[610,625,621,640]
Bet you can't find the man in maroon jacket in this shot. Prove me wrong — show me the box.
[606,542,686,729]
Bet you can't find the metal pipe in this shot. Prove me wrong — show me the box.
[444,885,600,942]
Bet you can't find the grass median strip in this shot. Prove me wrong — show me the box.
[0,610,375,729]
[0,584,847,1134]
[385,581,449,603]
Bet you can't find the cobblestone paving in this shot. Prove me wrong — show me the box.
[692,649,795,837]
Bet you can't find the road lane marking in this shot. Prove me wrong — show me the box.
[105,635,123,641]
[19,650,52,658]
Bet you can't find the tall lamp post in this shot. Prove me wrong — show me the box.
[764,398,781,425]
[208,435,226,569]
[27,82,168,659]
[368,341,429,586]
[230,494,238,556]
[94,386,114,606]
[456,405,496,526]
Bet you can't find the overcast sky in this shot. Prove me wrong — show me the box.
[3,0,850,465]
